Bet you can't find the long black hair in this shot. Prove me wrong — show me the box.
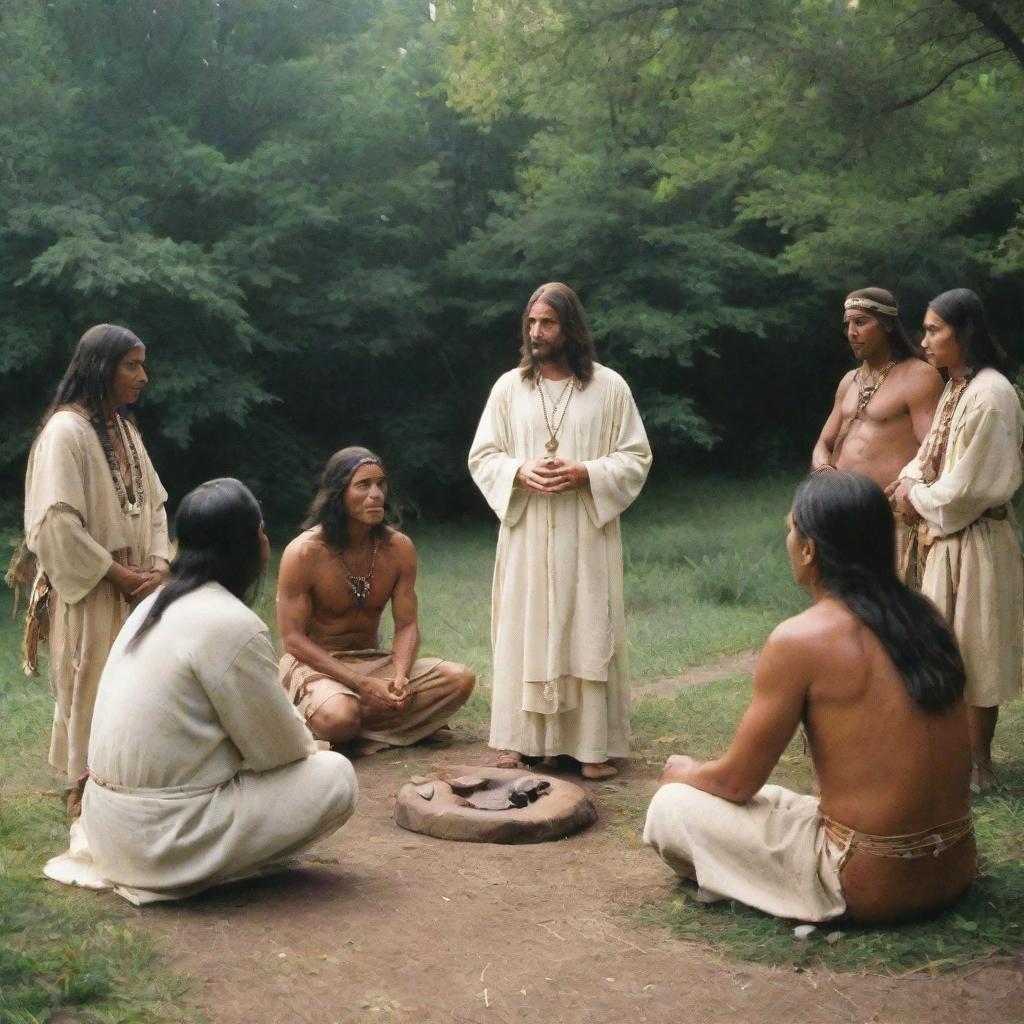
[791,472,965,713]
[43,324,143,425]
[303,446,393,549]
[928,288,1012,377]
[127,478,264,651]
[843,287,922,362]
[518,282,597,386]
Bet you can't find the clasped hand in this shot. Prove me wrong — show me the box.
[516,457,588,495]
[884,479,922,525]
[110,560,169,601]
[362,676,409,713]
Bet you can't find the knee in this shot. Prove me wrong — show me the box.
[313,751,359,811]
[445,663,476,704]
[644,784,700,840]
[309,697,361,744]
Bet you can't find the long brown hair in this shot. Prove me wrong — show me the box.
[792,471,965,712]
[42,324,144,425]
[928,288,1011,377]
[303,446,393,549]
[518,282,596,386]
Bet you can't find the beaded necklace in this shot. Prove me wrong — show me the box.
[93,413,146,517]
[855,360,897,416]
[921,377,971,485]
[338,538,379,607]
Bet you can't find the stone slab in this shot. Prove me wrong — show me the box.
[394,765,597,844]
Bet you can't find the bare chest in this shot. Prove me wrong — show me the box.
[310,550,399,619]
[839,372,909,426]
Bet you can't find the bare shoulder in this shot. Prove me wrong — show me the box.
[767,601,852,656]
[382,528,417,568]
[280,528,330,572]
[897,357,942,389]
[834,368,858,397]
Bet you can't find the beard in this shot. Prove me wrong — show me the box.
[531,339,567,364]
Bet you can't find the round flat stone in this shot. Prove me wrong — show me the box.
[394,765,597,844]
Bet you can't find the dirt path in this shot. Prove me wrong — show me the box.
[125,740,1021,1024]
[633,648,761,699]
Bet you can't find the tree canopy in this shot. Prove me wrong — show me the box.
[0,0,1021,526]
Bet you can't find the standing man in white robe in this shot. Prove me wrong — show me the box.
[468,282,652,779]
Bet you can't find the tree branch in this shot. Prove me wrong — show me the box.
[881,46,1003,110]
[950,0,1024,72]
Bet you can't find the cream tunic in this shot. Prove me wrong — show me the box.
[901,369,1024,706]
[24,409,171,778]
[44,582,357,905]
[468,364,652,761]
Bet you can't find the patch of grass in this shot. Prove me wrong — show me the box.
[0,620,204,1024]
[630,674,810,791]
[633,674,1024,974]
[602,790,653,848]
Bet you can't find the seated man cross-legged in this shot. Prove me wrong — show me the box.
[278,446,475,749]
[645,471,975,925]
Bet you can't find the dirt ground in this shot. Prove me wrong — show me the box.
[122,737,1023,1024]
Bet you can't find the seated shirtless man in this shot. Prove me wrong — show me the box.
[811,287,942,585]
[278,447,475,750]
[645,471,975,925]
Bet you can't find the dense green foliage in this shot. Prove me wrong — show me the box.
[0,1,1021,525]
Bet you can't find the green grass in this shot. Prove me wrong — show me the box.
[411,474,807,733]
[2,473,1022,1002]
[630,675,1024,974]
[0,618,204,1023]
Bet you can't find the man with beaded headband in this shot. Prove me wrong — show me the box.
[811,287,943,584]
[468,282,652,779]
[277,446,475,751]
[23,324,170,812]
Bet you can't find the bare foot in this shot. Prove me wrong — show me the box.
[491,750,527,770]
[580,761,618,780]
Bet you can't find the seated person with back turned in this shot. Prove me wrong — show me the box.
[645,472,975,925]
[278,447,475,749]
[44,478,357,905]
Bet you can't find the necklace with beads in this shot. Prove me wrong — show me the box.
[338,538,379,607]
[855,360,897,416]
[96,413,145,516]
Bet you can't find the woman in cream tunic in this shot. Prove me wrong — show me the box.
[24,325,170,802]
[44,479,357,905]
[891,288,1023,791]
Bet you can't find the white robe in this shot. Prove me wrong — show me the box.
[901,368,1024,706]
[468,364,652,761]
[24,409,170,778]
[44,582,357,904]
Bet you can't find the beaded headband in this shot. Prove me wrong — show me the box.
[844,297,898,317]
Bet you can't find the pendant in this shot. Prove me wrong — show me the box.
[545,438,559,454]
[349,578,370,606]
